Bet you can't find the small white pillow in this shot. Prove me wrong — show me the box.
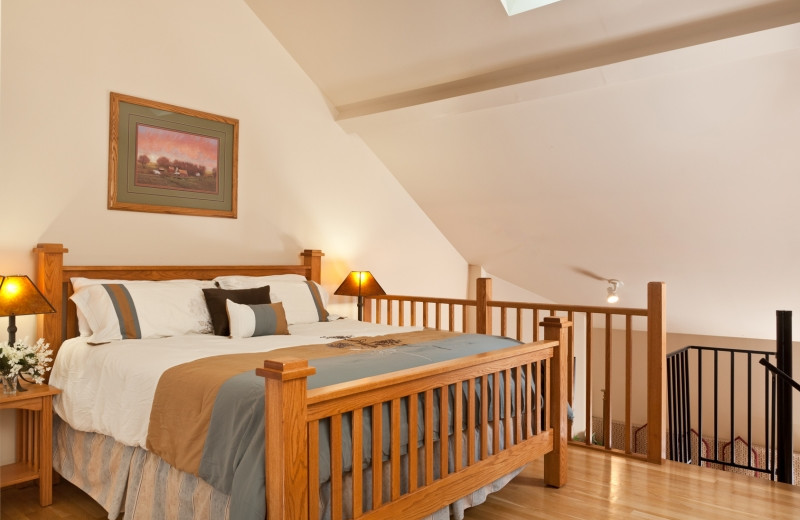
[70,282,212,343]
[226,300,289,338]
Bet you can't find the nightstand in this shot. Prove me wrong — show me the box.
[0,383,61,506]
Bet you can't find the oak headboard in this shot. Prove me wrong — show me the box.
[33,243,323,358]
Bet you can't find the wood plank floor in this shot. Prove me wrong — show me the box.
[1,447,798,519]
[464,447,800,520]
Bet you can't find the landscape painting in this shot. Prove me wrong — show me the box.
[108,92,238,218]
[134,124,220,195]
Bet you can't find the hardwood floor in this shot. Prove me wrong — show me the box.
[464,447,800,520]
[0,479,110,520]
[1,447,798,519]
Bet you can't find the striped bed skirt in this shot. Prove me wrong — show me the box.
[53,415,230,520]
[52,415,518,520]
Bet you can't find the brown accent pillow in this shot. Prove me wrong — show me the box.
[202,286,270,336]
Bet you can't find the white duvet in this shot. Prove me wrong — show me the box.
[50,320,422,448]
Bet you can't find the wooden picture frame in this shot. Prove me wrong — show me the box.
[108,92,238,218]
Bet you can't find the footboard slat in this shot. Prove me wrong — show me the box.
[424,390,434,486]
[467,379,476,466]
[371,403,383,509]
[480,376,489,460]
[439,386,449,478]
[260,316,570,520]
[390,399,401,501]
[352,410,364,518]
[308,420,320,520]
[330,414,343,520]
[515,366,523,443]
[492,372,500,455]
[408,394,419,492]
[504,368,512,449]
[454,382,464,472]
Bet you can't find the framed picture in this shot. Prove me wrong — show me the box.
[108,92,238,218]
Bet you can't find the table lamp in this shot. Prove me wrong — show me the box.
[334,271,385,321]
[0,275,56,346]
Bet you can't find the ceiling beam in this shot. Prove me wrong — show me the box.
[335,0,800,120]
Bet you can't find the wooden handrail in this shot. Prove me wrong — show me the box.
[365,278,667,465]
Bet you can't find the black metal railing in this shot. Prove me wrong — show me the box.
[666,311,796,484]
[667,345,777,478]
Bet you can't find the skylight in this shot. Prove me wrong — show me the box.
[500,0,563,16]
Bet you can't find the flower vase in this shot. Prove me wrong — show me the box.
[2,373,18,395]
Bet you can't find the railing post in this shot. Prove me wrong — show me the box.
[257,357,316,520]
[476,278,492,335]
[647,282,666,463]
[542,315,571,487]
[776,310,793,484]
[363,298,373,323]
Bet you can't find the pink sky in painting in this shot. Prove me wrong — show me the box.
[136,124,219,170]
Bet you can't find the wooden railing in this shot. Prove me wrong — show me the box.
[364,278,667,464]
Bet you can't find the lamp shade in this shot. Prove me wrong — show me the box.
[0,275,56,317]
[334,271,385,298]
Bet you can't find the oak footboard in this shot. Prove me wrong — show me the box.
[258,316,570,520]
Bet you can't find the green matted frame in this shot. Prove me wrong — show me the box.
[108,92,238,218]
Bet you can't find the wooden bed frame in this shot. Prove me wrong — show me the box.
[33,243,568,520]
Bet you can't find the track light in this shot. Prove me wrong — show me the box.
[607,279,622,303]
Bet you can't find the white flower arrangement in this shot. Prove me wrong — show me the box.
[0,337,54,384]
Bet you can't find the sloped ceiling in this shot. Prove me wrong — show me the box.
[246,0,800,339]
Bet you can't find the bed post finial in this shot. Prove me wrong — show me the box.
[300,250,324,284]
[542,315,570,488]
[257,357,316,520]
[33,243,68,364]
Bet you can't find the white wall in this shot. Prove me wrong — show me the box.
[0,0,468,464]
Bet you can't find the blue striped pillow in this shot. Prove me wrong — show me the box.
[226,300,289,338]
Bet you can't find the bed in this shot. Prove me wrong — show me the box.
[33,243,569,520]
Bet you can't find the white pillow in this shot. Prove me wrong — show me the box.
[71,277,216,291]
[212,274,307,289]
[70,277,214,336]
[70,282,213,343]
[226,300,289,338]
[213,275,329,325]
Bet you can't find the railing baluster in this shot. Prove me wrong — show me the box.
[625,314,632,454]
[585,313,593,447]
[448,303,455,332]
[603,313,612,450]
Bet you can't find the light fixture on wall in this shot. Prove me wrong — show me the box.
[334,271,386,321]
[606,279,623,304]
[0,275,56,346]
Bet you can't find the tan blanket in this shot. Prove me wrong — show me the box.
[146,330,458,476]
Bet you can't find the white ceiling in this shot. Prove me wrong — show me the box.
[247,0,800,340]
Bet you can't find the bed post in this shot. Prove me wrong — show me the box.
[300,250,324,284]
[542,316,569,487]
[33,243,68,362]
[646,281,667,464]
[257,357,316,520]
[475,277,492,335]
